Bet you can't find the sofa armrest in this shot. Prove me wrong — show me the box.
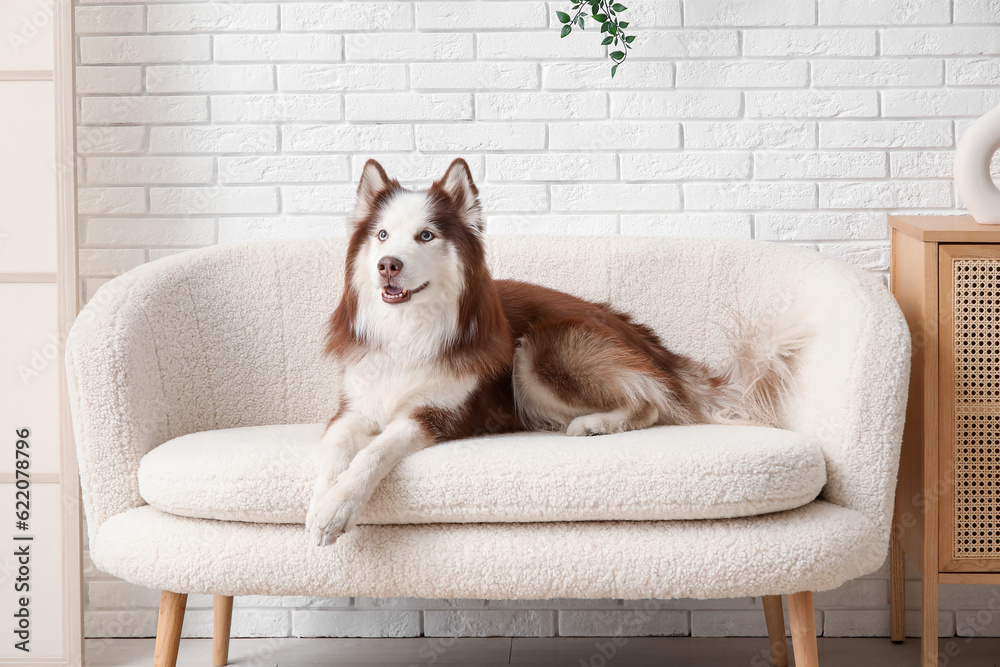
[783,255,911,540]
[66,243,345,548]
[66,268,174,547]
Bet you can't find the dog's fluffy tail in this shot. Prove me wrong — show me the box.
[711,307,810,428]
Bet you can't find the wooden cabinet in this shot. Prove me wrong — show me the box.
[889,215,1000,667]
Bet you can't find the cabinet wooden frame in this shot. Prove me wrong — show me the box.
[889,222,940,666]
[889,216,1000,667]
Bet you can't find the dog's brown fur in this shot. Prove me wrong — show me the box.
[306,158,805,545]
[326,158,801,440]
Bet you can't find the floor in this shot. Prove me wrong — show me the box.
[84,636,1000,666]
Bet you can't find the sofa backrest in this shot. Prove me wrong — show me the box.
[103,237,809,433]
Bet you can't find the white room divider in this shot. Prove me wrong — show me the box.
[0,0,81,663]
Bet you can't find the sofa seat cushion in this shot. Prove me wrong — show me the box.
[137,423,827,525]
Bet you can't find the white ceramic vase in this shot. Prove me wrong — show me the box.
[955,103,1000,224]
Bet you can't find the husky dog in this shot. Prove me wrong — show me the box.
[305,158,805,546]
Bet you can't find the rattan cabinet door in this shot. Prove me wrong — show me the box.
[940,244,1000,573]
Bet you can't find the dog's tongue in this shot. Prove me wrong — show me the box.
[384,284,404,296]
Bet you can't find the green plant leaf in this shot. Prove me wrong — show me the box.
[554,0,632,75]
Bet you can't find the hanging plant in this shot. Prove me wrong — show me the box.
[556,1,635,77]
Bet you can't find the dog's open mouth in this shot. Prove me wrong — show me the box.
[381,282,429,304]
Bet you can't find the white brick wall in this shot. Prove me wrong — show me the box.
[74,0,1000,639]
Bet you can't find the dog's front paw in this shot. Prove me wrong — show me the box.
[304,503,328,546]
[566,414,611,437]
[304,485,330,544]
[306,487,362,547]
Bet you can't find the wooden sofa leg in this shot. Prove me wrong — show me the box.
[153,591,187,667]
[788,591,819,667]
[213,595,234,666]
[762,595,788,667]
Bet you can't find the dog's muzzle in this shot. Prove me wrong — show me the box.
[381,281,429,304]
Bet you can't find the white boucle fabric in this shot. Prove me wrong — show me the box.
[92,501,882,601]
[137,423,827,524]
[66,236,911,599]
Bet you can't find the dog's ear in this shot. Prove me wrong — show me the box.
[354,159,390,219]
[436,158,483,232]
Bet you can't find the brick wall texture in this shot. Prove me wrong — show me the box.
[74,0,1000,639]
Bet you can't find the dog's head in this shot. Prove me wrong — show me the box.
[331,158,498,359]
[346,158,484,308]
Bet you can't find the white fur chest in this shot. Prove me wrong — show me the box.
[342,351,477,427]
[352,294,461,362]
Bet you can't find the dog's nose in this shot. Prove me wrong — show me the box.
[377,256,403,278]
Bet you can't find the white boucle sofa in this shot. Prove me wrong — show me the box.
[66,236,910,667]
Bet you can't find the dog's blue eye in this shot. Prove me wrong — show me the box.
[420,230,434,242]
[378,230,387,241]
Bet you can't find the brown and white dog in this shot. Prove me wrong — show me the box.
[305,158,806,546]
